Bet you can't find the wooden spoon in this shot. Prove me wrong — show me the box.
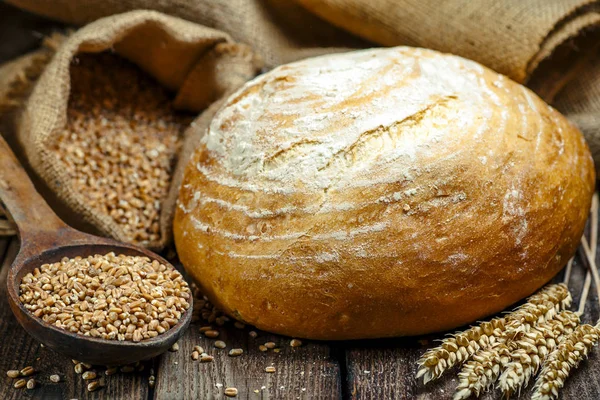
[0,136,192,365]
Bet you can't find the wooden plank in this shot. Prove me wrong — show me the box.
[343,254,600,400]
[153,296,342,399]
[0,238,152,400]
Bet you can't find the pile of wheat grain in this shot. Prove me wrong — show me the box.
[53,52,191,248]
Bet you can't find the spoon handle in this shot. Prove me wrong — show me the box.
[0,134,68,239]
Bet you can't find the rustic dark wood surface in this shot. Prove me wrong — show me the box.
[1,3,600,400]
[2,235,599,400]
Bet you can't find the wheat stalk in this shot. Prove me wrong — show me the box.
[531,323,600,400]
[577,193,598,315]
[450,193,597,399]
[416,283,571,383]
[497,311,580,397]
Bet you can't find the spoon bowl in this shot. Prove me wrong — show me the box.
[0,136,191,365]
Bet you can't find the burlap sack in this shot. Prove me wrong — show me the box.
[554,47,600,175]
[0,51,50,237]
[0,36,62,237]
[5,0,368,68]
[16,10,261,250]
[293,0,600,84]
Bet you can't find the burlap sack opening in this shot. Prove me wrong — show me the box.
[16,10,261,250]
[5,0,368,68]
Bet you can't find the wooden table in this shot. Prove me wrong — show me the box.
[1,235,599,400]
[1,4,599,399]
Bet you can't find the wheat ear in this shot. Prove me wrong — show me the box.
[531,323,600,400]
[497,311,580,397]
[504,284,571,332]
[453,340,517,400]
[416,318,506,383]
[530,234,600,399]
[416,283,570,383]
[455,308,577,400]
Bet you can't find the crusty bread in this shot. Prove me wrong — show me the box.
[174,47,595,340]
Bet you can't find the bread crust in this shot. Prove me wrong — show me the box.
[174,47,595,340]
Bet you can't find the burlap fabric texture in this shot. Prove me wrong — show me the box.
[555,47,600,174]
[10,10,261,249]
[0,39,60,237]
[293,0,600,84]
[4,0,368,68]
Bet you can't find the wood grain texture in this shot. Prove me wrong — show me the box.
[344,254,600,400]
[154,307,342,399]
[0,239,151,400]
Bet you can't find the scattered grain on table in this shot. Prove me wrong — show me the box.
[229,348,243,357]
[6,370,20,378]
[14,379,26,389]
[20,366,35,376]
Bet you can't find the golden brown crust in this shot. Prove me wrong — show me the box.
[174,47,595,340]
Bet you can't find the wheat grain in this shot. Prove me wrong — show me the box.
[523,198,599,400]
[498,311,580,397]
[531,323,600,400]
[532,233,600,400]
[416,284,570,383]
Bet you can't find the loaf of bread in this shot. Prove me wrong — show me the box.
[174,47,595,340]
